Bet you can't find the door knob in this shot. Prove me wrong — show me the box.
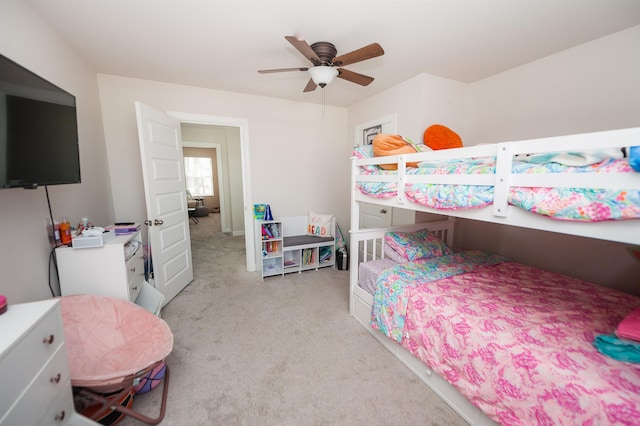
[154,219,164,225]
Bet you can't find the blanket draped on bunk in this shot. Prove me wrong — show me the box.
[353,145,640,221]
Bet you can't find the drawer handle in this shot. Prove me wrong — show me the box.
[55,410,66,422]
[43,334,55,345]
[130,267,136,272]
[50,373,61,383]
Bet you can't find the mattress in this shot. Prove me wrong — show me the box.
[369,254,640,425]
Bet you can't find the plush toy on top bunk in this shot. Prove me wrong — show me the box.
[372,124,463,170]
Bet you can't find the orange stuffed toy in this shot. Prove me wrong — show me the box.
[423,124,463,150]
[372,134,421,170]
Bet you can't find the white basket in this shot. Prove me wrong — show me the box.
[134,281,165,317]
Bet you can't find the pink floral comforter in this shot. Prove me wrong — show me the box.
[375,260,640,425]
[353,145,640,221]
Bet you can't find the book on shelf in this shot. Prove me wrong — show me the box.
[261,223,280,239]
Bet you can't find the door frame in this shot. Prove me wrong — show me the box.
[168,111,255,272]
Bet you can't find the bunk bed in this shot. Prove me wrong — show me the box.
[348,127,640,425]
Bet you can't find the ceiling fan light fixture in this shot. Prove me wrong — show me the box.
[309,66,338,88]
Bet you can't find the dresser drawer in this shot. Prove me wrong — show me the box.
[1,344,72,425]
[40,385,75,426]
[126,250,145,301]
[0,305,64,415]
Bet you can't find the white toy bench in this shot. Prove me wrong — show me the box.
[279,216,335,273]
[255,215,336,280]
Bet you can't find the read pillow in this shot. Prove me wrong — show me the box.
[308,211,333,237]
[384,229,451,262]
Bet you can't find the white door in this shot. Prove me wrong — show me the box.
[135,101,193,305]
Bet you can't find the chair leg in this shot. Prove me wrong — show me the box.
[76,365,171,425]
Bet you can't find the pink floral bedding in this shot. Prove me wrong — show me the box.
[352,146,640,221]
[372,259,640,425]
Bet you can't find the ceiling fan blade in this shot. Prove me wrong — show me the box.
[303,78,317,92]
[285,36,321,66]
[337,68,374,86]
[332,43,384,67]
[258,67,309,74]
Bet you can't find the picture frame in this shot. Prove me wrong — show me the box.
[362,124,382,146]
[355,114,397,147]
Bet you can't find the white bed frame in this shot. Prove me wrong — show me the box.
[351,127,640,245]
[348,127,640,424]
[349,219,496,425]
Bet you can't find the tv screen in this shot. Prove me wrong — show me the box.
[0,53,80,189]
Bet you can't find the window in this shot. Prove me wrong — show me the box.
[184,156,214,196]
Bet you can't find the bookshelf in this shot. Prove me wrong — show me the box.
[255,219,335,280]
[255,220,283,281]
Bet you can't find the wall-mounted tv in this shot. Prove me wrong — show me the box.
[0,53,80,189]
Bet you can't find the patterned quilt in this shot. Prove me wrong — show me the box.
[371,257,640,425]
[353,147,640,221]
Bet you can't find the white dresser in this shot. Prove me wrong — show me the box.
[0,299,97,425]
[56,231,145,302]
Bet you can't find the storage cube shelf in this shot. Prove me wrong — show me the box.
[255,219,335,281]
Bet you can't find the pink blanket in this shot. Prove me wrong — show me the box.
[398,262,640,425]
[60,295,173,387]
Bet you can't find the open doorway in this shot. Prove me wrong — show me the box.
[168,112,255,272]
[182,131,226,232]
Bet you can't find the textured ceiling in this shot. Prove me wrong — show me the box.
[26,0,640,107]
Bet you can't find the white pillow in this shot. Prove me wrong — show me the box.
[307,211,333,237]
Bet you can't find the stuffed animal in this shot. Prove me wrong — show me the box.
[423,124,463,150]
[629,146,640,172]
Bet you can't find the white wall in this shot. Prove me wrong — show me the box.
[458,25,640,295]
[348,73,467,144]
[0,2,114,303]
[463,25,640,145]
[96,74,350,260]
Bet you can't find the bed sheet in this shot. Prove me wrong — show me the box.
[358,257,397,295]
[353,146,640,221]
[395,261,640,426]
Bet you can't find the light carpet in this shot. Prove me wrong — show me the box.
[119,214,466,425]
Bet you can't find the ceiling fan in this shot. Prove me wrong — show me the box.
[258,36,384,92]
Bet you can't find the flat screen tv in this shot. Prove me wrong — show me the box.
[0,53,80,189]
